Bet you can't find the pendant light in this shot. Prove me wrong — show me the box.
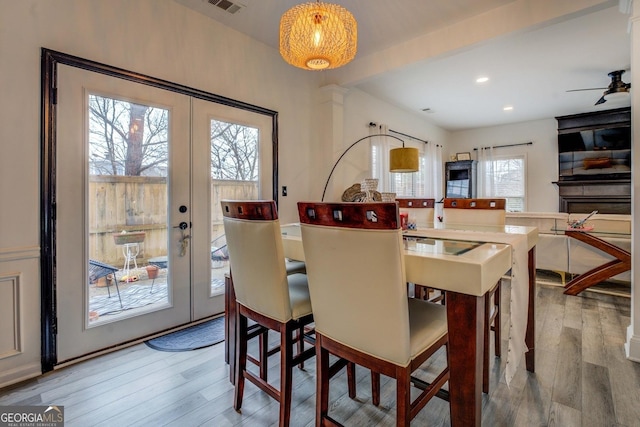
[279,1,357,70]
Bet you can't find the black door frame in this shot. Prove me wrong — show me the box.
[40,48,279,371]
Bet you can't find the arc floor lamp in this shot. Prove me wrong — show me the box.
[321,133,419,201]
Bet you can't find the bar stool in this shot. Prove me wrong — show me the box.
[443,197,506,393]
[397,198,440,301]
[298,201,450,426]
[221,200,355,427]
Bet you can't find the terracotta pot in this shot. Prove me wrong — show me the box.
[146,265,159,279]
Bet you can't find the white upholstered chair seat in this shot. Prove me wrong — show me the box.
[408,298,448,359]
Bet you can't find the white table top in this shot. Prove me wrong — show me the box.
[405,223,538,250]
[403,238,511,296]
[281,223,512,297]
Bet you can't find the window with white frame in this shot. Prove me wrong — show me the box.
[479,153,526,212]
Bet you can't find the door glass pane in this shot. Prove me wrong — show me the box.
[209,119,259,297]
[88,94,170,324]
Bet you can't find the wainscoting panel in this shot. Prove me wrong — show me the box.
[0,248,42,389]
[0,272,21,359]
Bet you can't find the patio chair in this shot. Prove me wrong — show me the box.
[89,259,122,308]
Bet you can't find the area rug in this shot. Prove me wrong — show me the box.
[145,316,225,352]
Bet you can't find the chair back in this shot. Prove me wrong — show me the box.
[298,202,412,366]
[443,198,506,226]
[396,198,435,228]
[221,200,292,323]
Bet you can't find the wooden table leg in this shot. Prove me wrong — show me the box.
[446,291,484,427]
[525,248,536,373]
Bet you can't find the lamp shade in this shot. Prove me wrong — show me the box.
[389,147,419,172]
[279,1,357,70]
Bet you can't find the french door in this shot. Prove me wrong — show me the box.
[51,58,275,363]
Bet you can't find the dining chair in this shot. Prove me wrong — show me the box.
[443,197,506,393]
[222,200,355,427]
[396,198,435,228]
[298,201,450,426]
[221,199,317,427]
[88,259,122,308]
[396,198,439,301]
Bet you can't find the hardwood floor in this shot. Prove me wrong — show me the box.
[1,279,639,426]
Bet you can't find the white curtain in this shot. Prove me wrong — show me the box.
[423,141,443,200]
[371,124,442,198]
[477,146,495,197]
[371,124,390,191]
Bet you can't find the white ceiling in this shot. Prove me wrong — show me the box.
[174,0,632,131]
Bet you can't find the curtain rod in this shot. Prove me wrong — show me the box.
[389,128,428,144]
[388,128,442,148]
[473,141,533,151]
[368,122,442,147]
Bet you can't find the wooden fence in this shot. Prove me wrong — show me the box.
[89,175,257,265]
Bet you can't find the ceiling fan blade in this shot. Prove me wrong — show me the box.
[594,95,607,105]
[566,87,607,92]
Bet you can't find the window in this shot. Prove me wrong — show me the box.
[479,154,526,212]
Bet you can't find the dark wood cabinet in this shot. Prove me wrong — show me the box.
[445,160,476,199]
[554,107,630,214]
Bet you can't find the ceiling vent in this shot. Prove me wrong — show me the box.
[207,0,244,14]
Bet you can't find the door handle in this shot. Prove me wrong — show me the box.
[173,222,190,256]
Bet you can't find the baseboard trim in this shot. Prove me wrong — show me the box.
[625,326,640,363]
[0,362,42,390]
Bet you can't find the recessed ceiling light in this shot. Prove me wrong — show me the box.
[503,105,514,111]
[476,76,489,84]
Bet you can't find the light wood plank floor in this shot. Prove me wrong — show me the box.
[1,280,639,426]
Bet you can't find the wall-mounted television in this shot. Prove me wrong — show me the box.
[558,125,631,180]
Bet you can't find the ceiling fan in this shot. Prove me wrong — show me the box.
[567,70,631,106]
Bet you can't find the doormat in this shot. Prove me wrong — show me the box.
[145,316,225,352]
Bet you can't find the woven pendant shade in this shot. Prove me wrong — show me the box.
[279,1,357,70]
[389,147,419,173]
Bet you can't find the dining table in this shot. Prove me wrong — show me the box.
[225,223,517,427]
[404,222,539,384]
